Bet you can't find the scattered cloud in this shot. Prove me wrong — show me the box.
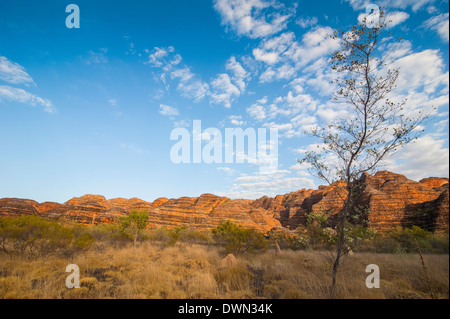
[142,4,449,194]
[385,11,410,27]
[344,0,435,12]
[0,85,55,113]
[385,134,449,180]
[217,166,240,176]
[253,27,340,83]
[85,48,108,65]
[108,99,117,107]
[295,16,318,28]
[147,47,250,108]
[147,47,209,103]
[159,104,179,117]
[226,56,250,92]
[213,0,295,39]
[228,115,247,126]
[0,56,54,113]
[422,13,449,42]
[210,73,241,108]
[391,49,449,98]
[0,56,34,85]
[358,10,409,29]
[217,169,316,199]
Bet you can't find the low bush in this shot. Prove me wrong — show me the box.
[0,215,74,259]
[212,220,267,255]
[371,226,449,254]
[88,223,129,246]
[71,226,96,251]
[146,227,177,246]
[268,230,310,251]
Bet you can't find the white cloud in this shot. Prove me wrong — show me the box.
[275,91,318,115]
[229,115,247,126]
[159,104,179,117]
[0,56,34,85]
[246,102,267,121]
[247,90,321,135]
[173,119,190,128]
[210,57,250,108]
[382,39,413,62]
[218,169,316,199]
[177,78,210,102]
[148,47,249,107]
[0,85,55,113]
[422,13,449,42]
[147,47,210,102]
[296,16,318,28]
[357,11,410,29]
[147,46,174,67]
[226,56,250,91]
[345,0,435,12]
[210,73,241,108]
[385,134,449,180]
[386,11,410,27]
[0,57,54,113]
[217,166,240,176]
[213,0,294,39]
[253,27,340,83]
[171,67,195,83]
[85,48,108,65]
[253,32,295,65]
[392,49,449,96]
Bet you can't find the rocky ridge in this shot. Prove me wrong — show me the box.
[0,171,448,233]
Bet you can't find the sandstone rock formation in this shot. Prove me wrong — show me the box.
[359,171,448,232]
[0,171,448,233]
[251,171,449,232]
[0,193,279,232]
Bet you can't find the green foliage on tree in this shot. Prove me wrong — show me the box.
[119,210,149,247]
[212,220,267,255]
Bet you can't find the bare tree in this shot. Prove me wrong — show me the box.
[299,10,432,292]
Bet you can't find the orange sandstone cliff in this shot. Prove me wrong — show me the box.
[0,171,448,233]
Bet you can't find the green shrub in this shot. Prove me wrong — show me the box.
[268,230,310,251]
[88,223,129,245]
[142,227,180,246]
[72,227,96,251]
[0,215,73,259]
[176,227,211,244]
[211,220,267,255]
[371,226,448,254]
[142,225,211,246]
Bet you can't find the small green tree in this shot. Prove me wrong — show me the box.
[120,210,149,248]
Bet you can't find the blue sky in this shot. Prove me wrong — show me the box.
[0,0,449,203]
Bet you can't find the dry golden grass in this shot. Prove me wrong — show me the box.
[0,242,448,299]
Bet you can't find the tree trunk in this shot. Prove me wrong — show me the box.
[331,188,352,293]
